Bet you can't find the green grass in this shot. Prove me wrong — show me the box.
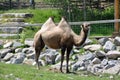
[0,62,120,80]
[2,8,61,23]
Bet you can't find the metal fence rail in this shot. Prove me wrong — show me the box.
[0,19,120,38]
[0,19,120,27]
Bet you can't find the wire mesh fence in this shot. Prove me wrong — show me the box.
[0,19,119,40]
[71,22,115,36]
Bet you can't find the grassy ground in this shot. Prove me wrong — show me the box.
[0,62,120,80]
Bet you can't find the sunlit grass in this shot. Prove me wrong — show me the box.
[0,62,120,80]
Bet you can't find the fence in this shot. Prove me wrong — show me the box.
[0,19,120,40]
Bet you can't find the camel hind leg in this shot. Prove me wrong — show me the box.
[34,37,45,69]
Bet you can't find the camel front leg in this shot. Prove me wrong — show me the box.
[66,47,72,73]
[60,47,66,73]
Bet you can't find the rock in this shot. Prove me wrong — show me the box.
[25,47,34,54]
[2,18,24,22]
[104,64,115,69]
[0,40,4,46]
[84,38,93,45]
[78,66,87,71]
[3,53,14,61]
[23,58,35,65]
[108,60,118,65]
[1,13,33,18]
[22,48,29,53]
[98,37,109,46]
[84,44,101,51]
[106,51,120,59]
[94,50,106,58]
[0,49,12,58]
[103,64,120,75]
[73,49,80,53]
[24,39,33,46]
[92,58,101,64]
[3,41,13,48]
[10,52,25,64]
[51,60,75,71]
[12,41,23,48]
[44,49,59,64]
[71,61,84,71]
[101,59,108,66]
[72,54,78,61]
[55,54,61,63]
[114,36,120,46]
[26,52,35,59]
[15,48,23,53]
[84,51,96,61]
[103,41,116,52]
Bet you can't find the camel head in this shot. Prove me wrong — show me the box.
[81,23,90,33]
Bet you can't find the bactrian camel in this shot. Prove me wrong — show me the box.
[33,17,90,73]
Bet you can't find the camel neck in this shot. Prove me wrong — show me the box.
[73,28,88,46]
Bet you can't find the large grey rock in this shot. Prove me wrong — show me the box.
[78,66,87,71]
[114,36,120,46]
[55,54,61,63]
[72,54,79,61]
[22,47,34,54]
[51,60,75,71]
[3,53,14,61]
[1,13,33,18]
[71,61,84,71]
[3,42,13,48]
[26,52,35,59]
[24,39,33,46]
[108,60,118,65]
[84,44,101,51]
[84,38,93,45]
[23,58,35,65]
[22,48,29,53]
[98,37,109,46]
[94,50,106,58]
[92,58,101,64]
[104,64,115,69]
[87,64,103,73]
[106,51,120,59]
[12,41,23,48]
[103,64,120,75]
[84,52,96,61]
[10,52,25,64]
[103,41,116,52]
[0,49,12,58]
[101,59,108,66]
[44,49,59,64]
[0,40,4,46]
[0,27,23,33]
[15,48,23,53]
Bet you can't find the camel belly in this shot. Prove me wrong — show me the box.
[42,34,61,49]
[44,41,60,49]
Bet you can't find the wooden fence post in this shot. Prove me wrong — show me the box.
[113,0,120,37]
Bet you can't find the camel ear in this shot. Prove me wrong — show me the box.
[81,24,84,28]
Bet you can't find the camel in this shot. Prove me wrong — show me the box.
[33,17,90,73]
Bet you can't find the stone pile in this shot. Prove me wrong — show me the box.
[0,36,120,75]
[0,13,33,37]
